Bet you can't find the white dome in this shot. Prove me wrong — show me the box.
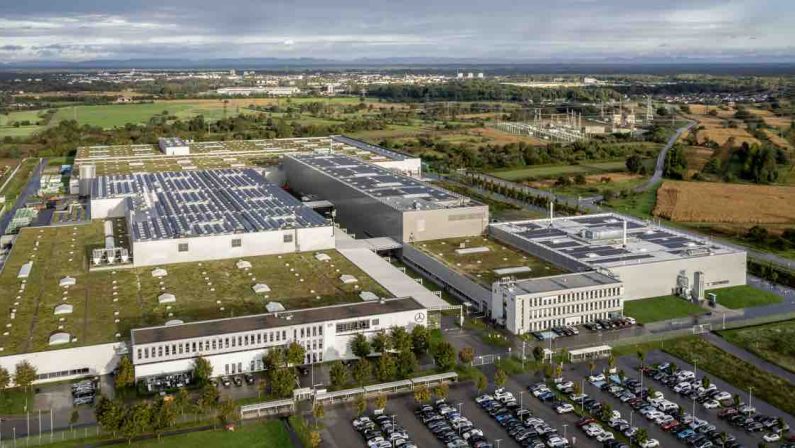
[59,276,76,287]
[158,293,176,304]
[49,332,71,346]
[53,304,73,315]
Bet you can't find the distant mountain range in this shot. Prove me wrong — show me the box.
[2,57,795,75]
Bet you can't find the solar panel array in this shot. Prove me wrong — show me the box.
[94,169,328,242]
[292,154,472,211]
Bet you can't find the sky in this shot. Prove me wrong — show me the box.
[1,0,794,63]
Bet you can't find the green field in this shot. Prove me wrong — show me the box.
[663,336,795,416]
[490,160,628,181]
[606,181,660,218]
[710,285,782,309]
[0,158,38,203]
[0,110,48,137]
[623,295,707,324]
[719,320,795,373]
[111,420,291,447]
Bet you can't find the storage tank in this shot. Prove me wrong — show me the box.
[78,164,96,197]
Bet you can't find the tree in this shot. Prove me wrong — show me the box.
[607,353,616,372]
[115,356,135,390]
[390,326,412,354]
[350,333,371,359]
[374,394,387,411]
[268,367,297,398]
[14,361,37,392]
[352,360,372,386]
[192,356,212,386]
[151,398,177,439]
[263,347,286,370]
[637,350,646,368]
[375,353,397,382]
[533,346,545,363]
[372,330,391,354]
[197,383,219,416]
[0,367,9,394]
[434,382,449,400]
[70,408,80,429]
[458,347,475,364]
[571,381,582,396]
[701,376,710,388]
[309,430,322,448]
[121,403,152,444]
[626,154,643,174]
[494,368,507,387]
[95,396,124,436]
[411,325,430,355]
[433,341,456,371]
[217,399,238,427]
[174,388,190,417]
[601,402,613,421]
[733,393,741,407]
[355,394,367,416]
[587,360,596,376]
[329,361,348,389]
[413,384,430,404]
[396,350,418,379]
[476,375,488,393]
[574,173,586,185]
[286,341,306,366]
[636,427,649,444]
[663,144,688,180]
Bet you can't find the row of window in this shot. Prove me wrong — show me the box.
[533,287,621,307]
[525,298,621,319]
[136,324,325,362]
[225,350,326,375]
[176,233,294,253]
[336,319,376,333]
[36,367,90,380]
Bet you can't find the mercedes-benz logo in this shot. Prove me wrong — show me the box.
[415,312,426,322]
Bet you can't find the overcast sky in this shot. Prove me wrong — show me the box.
[1,0,793,62]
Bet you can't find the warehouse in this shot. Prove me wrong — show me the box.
[91,168,335,267]
[131,297,427,379]
[489,213,746,301]
[283,153,488,242]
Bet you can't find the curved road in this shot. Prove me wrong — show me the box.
[634,119,696,192]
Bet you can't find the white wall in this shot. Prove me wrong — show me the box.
[90,197,128,219]
[373,159,422,178]
[0,343,123,385]
[131,225,335,267]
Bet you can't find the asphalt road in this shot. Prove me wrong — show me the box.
[634,120,696,193]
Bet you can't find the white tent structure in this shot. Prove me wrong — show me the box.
[151,268,168,278]
[236,260,252,270]
[252,283,271,294]
[265,302,286,313]
[18,262,33,279]
[158,293,177,304]
[49,332,71,346]
[59,276,76,288]
[53,304,74,315]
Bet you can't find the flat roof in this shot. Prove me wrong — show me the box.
[93,169,329,241]
[490,213,741,269]
[511,271,622,295]
[288,153,479,211]
[131,297,424,345]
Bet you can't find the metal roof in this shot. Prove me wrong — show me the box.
[93,168,329,241]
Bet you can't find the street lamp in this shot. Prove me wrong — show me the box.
[495,439,502,448]
[519,391,524,411]
[563,424,568,440]
[748,387,753,410]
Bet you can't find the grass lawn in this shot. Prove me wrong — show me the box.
[719,319,795,373]
[0,110,48,138]
[606,181,660,218]
[663,336,795,416]
[490,160,628,182]
[0,388,34,414]
[623,295,707,324]
[709,285,782,309]
[115,420,291,447]
[0,158,38,203]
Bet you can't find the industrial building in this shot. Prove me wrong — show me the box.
[489,214,746,301]
[283,153,488,242]
[90,169,335,267]
[131,297,427,379]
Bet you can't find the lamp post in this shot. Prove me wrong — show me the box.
[748,387,753,411]
[580,378,585,413]
[563,424,568,441]
[495,439,502,448]
[519,391,524,411]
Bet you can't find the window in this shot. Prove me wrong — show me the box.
[231,238,242,248]
[178,242,189,252]
[371,319,380,326]
[283,233,294,243]
[336,319,370,333]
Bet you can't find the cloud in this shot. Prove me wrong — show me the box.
[0,0,793,62]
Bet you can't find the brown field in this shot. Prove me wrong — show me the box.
[683,146,714,175]
[763,129,793,150]
[687,104,736,118]
[465,127,546,145]
[697,127,759,147]
[653,180,795,225]
[749,108,794,130]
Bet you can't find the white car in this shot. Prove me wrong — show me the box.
[475,394,494,404]
[555,403,574,414]
[556,381,574,391]
[713,391,732,402]
[589,374,606,384]
[595,432,615,442]
[546,436,569,447]
[762,433,781,442]
[584,424,604,437]
[494,388,514,401]
[703,400,720,409]
[640,439,660,448]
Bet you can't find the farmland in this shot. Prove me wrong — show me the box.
[652,180,795,226]
[0,109,50,138]
[491,160,630,181]
[719,319,795,374]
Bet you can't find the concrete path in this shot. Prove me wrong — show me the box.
[702,332,795,385]
[634,120,696,192]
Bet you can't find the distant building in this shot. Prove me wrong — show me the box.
[216,86,300,96]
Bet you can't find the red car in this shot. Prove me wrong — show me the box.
[661,420,680,431]
[576,417,596,428]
